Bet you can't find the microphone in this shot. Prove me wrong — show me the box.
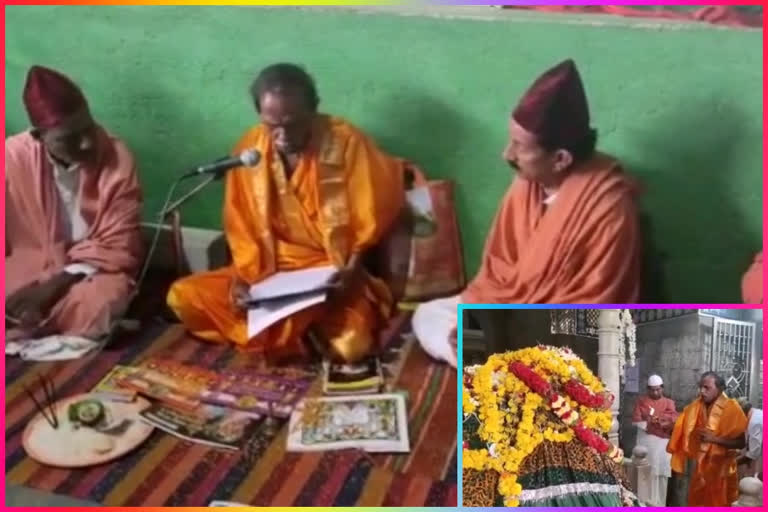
[182,148,261,179]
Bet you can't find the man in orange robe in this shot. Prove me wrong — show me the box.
[667,371,748,506]
[5,66,143,341]
[414,59,640,366]
[741,252,762,303]
[167,63,404,363]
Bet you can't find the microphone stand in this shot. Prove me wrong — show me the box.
[115,172,220,337]
[135,173,217,290]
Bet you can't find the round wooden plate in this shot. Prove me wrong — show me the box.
[22,394,154,468]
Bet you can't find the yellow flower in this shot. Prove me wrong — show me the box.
[581,410,613,434]
[464,346,609,508]
[462,449,488,470]
[462,387,476,415]
[498,473,523,497]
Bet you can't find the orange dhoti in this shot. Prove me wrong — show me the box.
[167,115,404,362]
[168,266,391,362]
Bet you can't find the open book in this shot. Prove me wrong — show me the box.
[247,266,337,338]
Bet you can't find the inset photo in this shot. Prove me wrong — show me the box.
[461,307,762,507]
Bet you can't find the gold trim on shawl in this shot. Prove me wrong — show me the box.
[248,131,276,276]
[269,151,318,248]
[315,115,351,267]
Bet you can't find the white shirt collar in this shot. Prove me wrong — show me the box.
[543,192,558,205]
[46,151,80,174]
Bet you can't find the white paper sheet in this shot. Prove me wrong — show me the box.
[248,265,337,301]
[5,335,101,361]
[247,291,327,339]
[245,266,339,338]
[405,186,433,216]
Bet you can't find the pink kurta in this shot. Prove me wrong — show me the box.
[5,129,143,338]
[632,395,678,439]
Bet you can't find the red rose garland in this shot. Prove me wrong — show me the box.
[563,379,614,409]
[508,362,553,397]
[506,358,623,463]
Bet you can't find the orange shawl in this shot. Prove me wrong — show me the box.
[667,394,748,506]
[463,153,640,304]
[223,114,404,283]
[741,252,763,303]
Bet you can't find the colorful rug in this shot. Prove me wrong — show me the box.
[5,314,457,506]
[503,5,762,29]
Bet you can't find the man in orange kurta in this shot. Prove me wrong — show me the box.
[741,252,762,303]
[167,63,404,363]
[667,372,748,506]
[5,66,143,341]
[414,59,640,366]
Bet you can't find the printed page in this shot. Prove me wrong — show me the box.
[247,291,327,338]
[248,265,337,301]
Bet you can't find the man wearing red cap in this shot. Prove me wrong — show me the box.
[5,65,143,342]
[631,374,678,506]
[414,59,641,366]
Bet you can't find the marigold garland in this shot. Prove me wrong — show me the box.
[463,345,623,507]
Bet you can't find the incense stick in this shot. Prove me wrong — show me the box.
[40,374,59,428]
[23,385,56,429]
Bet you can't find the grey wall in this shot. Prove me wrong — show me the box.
[619,314,703,455]
[468,309,599,374]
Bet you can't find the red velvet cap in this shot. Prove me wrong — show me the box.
[512,59,591,147]
[23,65,88,129]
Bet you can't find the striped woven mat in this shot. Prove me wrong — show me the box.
[5,314,457,506]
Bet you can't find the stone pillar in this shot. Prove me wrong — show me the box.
[734,477,763,507]
[598,309,621,445]
[631,445,653,505]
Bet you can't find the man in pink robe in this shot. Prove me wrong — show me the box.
[5,65,143,341]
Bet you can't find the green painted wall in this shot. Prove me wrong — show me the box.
[5,6,762,303]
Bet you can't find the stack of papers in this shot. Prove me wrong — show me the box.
[246,266,337,338]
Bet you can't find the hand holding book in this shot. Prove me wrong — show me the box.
[326,253,361,297]
[229,275,250,311]
[245,266,338,338]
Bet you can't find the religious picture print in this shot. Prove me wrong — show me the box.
[287,393,410,453]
